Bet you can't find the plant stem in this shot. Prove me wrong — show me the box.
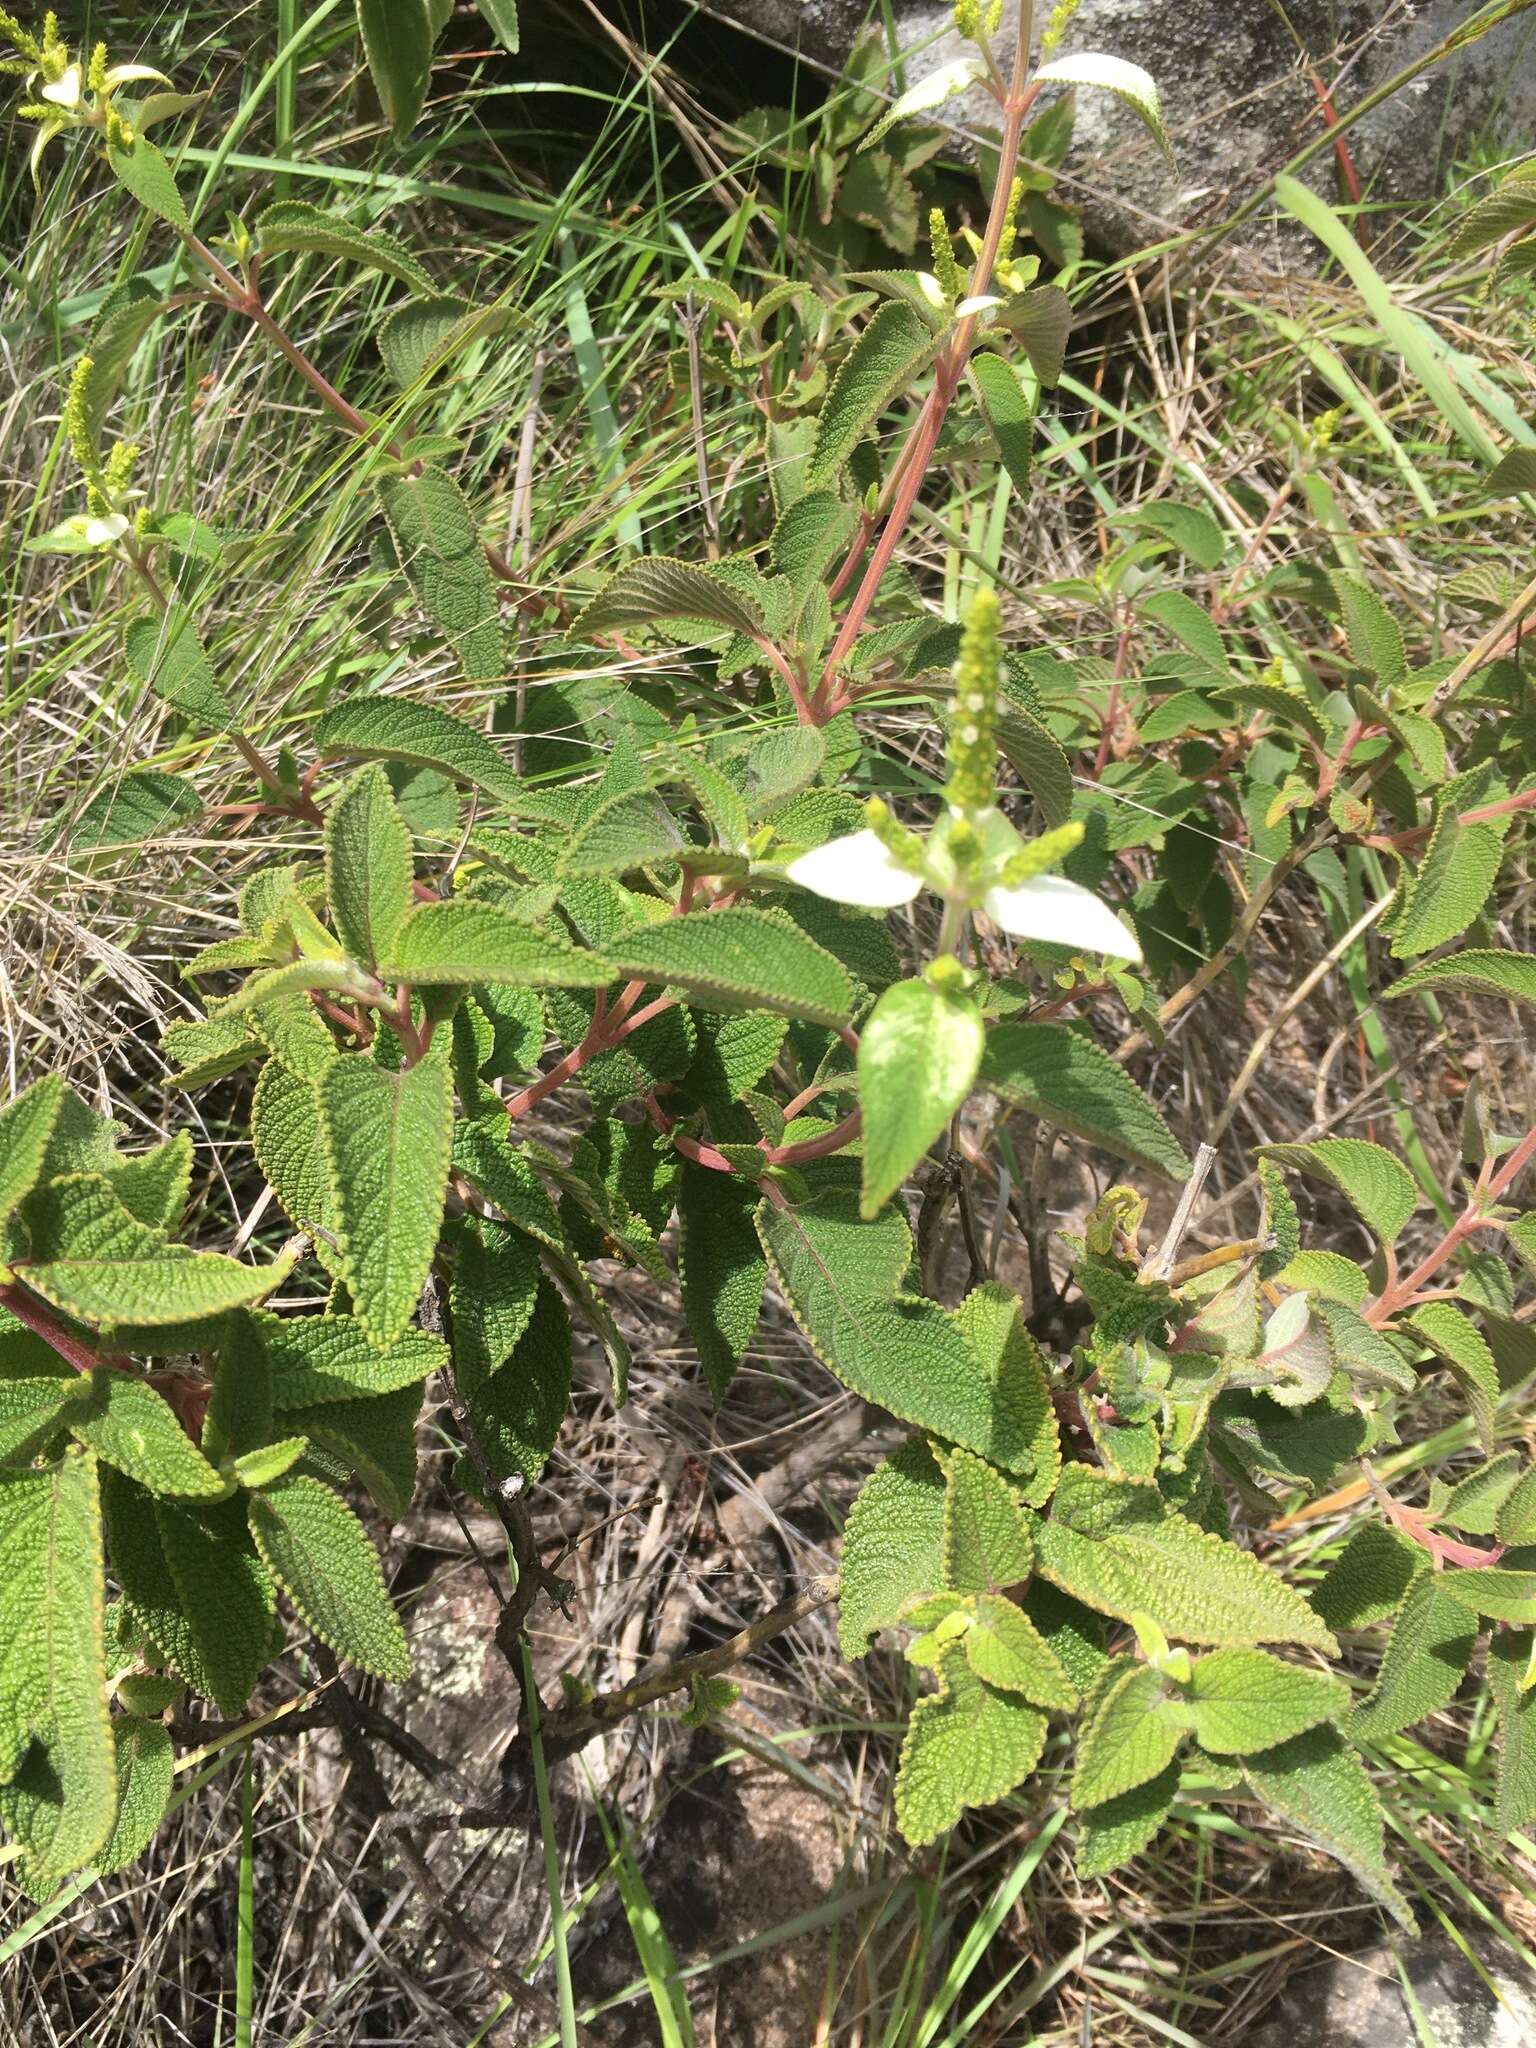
[0,1280,113,1373]
[521,1637,579,2048]
[1367,1122,1536,1325]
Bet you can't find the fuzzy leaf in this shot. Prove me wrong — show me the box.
[1408,1302,1500,1451]
[949,1286,1060,1507]
[1309,1522,1427,1632]
[1441,1452,1521,1536]
[123,611,231,729]
[603,906,854,1029]
[963,1593,1077,1709]
[256,198,434,288]
[968,349,1035,493]
[858,54,986,151]
[18,1176,291,1328]
[573,556,770,641]
[1037,1466,1337,1650]
[0,1075,67,1238]
[859,978,984,1217]
[980,1023,1190,1179]
[1076,1759,1180,1878]
[0,1452,113,1875]
[377,294,521,387]
[288,1383,421,1517]
[95,1715,174,1875]
[201,1314,274,1467]
[1348,1576,1476,1741]
[67,1372,225,1500]
[808,301,939,489]
[1073,1663,1184,1807]
[558,789,685,878]
[446,1214,541,1392]
[1488,1631,1536,1833]
[1188,1647,1349,1753]
[1385,949,1536,1009]
[316,1054,453,1349]
[456,1273,570,1491]
[55,770,202,857]
[312,698,534,810]
[759,1192,1055,1475]
[1244,1726,1413,1927]
[677,1170,765,1404]
[1260,1138,1417,1248]
[250,1062,339,1274]
[357,0,432,139]
[104,1133,191,1233]
[380,899,610,989]
[943,1447,1035,1592]
[0,1378,87,1462]
[265,1315,446,1408]
[325,765,414,969]
[1330,573,1406,684]
[1498,1465,1536,1545]
[895,1644,1047,1847]
[1390,784,1505,959]
[377,467,503,681]
[106,133,189,230]
[248,1475,409,1677]
[990,287,1072,388]
[1034,51,1171,162]
[839,1437,947,1657]
[1437,1567,1536,1625]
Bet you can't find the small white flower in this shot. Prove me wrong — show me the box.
[982,872,1142,962]
[102,63,174,90]
[83,512,130,546]
[40,63,83,109]
[785,829,923,909]
[956,294,1005,317]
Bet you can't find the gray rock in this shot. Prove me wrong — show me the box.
[1245,1934,1536,2048]
[702,0,1536,258]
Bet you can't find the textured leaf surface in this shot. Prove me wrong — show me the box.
[123,611,231,729]
[248,1475,409,1679]
[0,1452,113,1874]
[1488,1631,1536,1833]
[980,1024,1190,1179]
[1389,785,1504,959]
[317,1055,453,1349]
[808,301,938,488]
[677,1170,765,1404]
[604,907,854,1028]
[96,1715,174,1875]
[0,1377,87,1461]
[963,1594,1077,1709]
[313,698,530,809]
[1036,1467,1336,1649]
[255,200,434,289]
[1438,1567,1536,1624]
[381,898,610,989]
[1348,1575,1476,1741]
[1244,1726,1412,1927]
[942,1448,1034,1592]
[759,1192,1054,1474]
[969,350,1035,494]
[573,557,769,640]
[1189,1648,1349,1753]
[949,1286,1060,1506]
[1072,1663,1183,1807]
[106,133,189,230]
[290,1382,421,1517]
[378,468,503,681]
[356,0,432,138]
[1260,1138,1417,1247]
[457,1273,570,1491]
[56,771,202,856]
[859,978,984,1217]
[19,1176,290,1328]
[1331,573,1406,684]
[251,1062,339,1273]
[0,1076,66,1237]
[326,765,413,968]
[895,1644,1047,1847]
[1409,1302,1500,1450]
[68,1372,225,1499]
[838,1437,946,1657]
[1076,1760,1180,1878]
[1034,51,1171,161]
[1385,950,1536,1009]
[201,1315,274,1466]
[447,1214,541,1393]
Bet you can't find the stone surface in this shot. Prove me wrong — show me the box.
[703,0,1536,258]
[1246,1934,1536,2048]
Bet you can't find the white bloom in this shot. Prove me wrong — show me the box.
[103,63,173,90]
[785,829,923,909]
[40,63,83,109]
[83,512,130,545]
[956,294,1005,317]
[982,872,1142,962]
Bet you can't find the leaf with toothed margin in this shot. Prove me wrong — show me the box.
[1408,1302,1500,1451]
[315,1054,453,1351]
[379,899,612,989]
[1488,1631,1536,1833]
[312,698,562,816]
[377,467,504,681]
[894,1642,1047,1846]
[838,1437,948,1658]
[677,1169,765,1406]
[573,556,771,641]
[325,764,414,970]
[1347,1576,1476,1741]
[1035,51,1172,163]
[0,1075,67,1239]
[979,1025,1190,1180]
[1244,1726,1413,1928]
[602,906,855,1030]
[1385,949,1536,1009]
[808,301,940,489]
[1260,1138,1417,1248]
[247,1475,410,1678]
[1076,1759,1180,1878]
[66,1371,226,1500]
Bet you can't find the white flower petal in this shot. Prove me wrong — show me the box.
[785,829,924,910]
[983,873,1142,962]
[41,64,83,108]
[103,63,173,89]
[956,293,1004,317]
[83,513,129,545]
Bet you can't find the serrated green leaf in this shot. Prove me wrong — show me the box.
[558,788,684,878]
[573,557,771,641]
[989,286,1072,388]
[67,1371,225,1499]
[248,1474,408,1678]
[1073,1662,1184,1807]
[1140,589,1227,671]
[377,467,503,682]
[808,301,939,489]
[477,0,519,52]
[942,1447,1034,1592]
[52,770,201,858]
[1244,1725,1413,1927]
[95,1714,173,1875]
[968,349,1035,494]
[1188,1646,1348,1752]
[265,1315,445,1408]
[0,1451,113,1876]
[325,764,414,970]
[231,1436,308,1488]
[0,1377,88,1462]
[1348,1575,1476,1741]
[355,0,432,138]
[446,1213,540,1393]
[200,1314,273,1468]
[1438,1566,1536,1624]
[315,1055,452,1349]
[951,1286,1060,1507]
[256,198,434,289]
[377,294,521,387]
[1076,1759,1180,1878]
[1310,1521,1427,1631]
[102,1133,191,1234]
[16,1176,292,1328]
[1035,50,1171,163]
[1441,1452,1522,1536]
[677,1169,764,1405]
[1498,1465,1536,1545]
[1260,1138,1417,1247]
[380,898,610,989]
[603,906,854,1029]
[758,1191,1052,1475]
[1449,161,1536,259]
[106,132,188,230]
[1216,678,1329,747]
[1488,1630,1536,1833]
[288,1382,421,1517]
[1483,445,1536,497]
[250,1061,340,1277]
[1390,785,1504,959]
[313,697,541,811]
[1408,1302,1500,1451]
[895,1643,1047,1847]
[859,979,983,1218]
[1037,1466,1336,1650]
[839,1437,947,1657]
[123,610,231,729]
[1385,949,1536,1008]
[1330,573,1406,684]
[456,1271,570,1493]
[963,1593,1077,1709]
[858,53,986,150]
[979,1023,1190,1180]
[0,1076,67,1239]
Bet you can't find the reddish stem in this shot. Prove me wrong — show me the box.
[0,1280,116,1374]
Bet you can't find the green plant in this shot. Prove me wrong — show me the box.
[4,0,1536,1982]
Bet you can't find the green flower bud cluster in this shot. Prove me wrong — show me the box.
[997,820,1084,888]
[864,797,927,871]
[928,208,967,307]
[944,588,1002,819]
[1041,0,1085,60]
